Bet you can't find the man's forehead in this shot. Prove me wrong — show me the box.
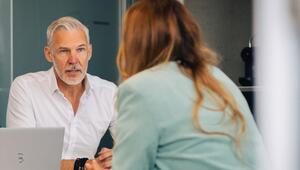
[51,29,89,48]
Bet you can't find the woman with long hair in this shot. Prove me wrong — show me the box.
[86,0,263,169]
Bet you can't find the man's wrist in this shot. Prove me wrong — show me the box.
[60,160,75,170]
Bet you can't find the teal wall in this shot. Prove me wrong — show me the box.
[0,0,11,127]
[0,0,119,127]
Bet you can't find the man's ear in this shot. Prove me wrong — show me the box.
[44,47,53,63]
[88,44,92,60]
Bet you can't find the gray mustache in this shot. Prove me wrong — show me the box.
[65,65,81,72]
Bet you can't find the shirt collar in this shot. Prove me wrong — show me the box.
[48,67,93,94]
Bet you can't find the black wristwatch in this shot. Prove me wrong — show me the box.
[74,157,88,170]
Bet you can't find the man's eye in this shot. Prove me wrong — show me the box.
[77,48,86,52]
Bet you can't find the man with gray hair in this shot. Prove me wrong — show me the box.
[6,16,116,170]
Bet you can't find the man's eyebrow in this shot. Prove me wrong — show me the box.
[78,44,87,48]
[57,47,70,50]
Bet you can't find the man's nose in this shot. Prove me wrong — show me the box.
[68,50,79,64]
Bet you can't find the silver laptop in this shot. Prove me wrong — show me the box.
[0,127,64,170]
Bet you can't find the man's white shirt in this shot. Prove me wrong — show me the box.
[6,67,117,159]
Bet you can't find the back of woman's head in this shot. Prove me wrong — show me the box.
[118,0,246,157]
[117,0,218,80]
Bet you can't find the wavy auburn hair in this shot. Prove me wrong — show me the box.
[117,0,246,148]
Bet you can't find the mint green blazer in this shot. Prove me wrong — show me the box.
[113,62,263,170]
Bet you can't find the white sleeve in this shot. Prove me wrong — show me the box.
[6,77,36,127]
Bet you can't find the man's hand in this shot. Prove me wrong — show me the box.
[96,147,112,169]
[85,159,104,170]
[60,147,112,170]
